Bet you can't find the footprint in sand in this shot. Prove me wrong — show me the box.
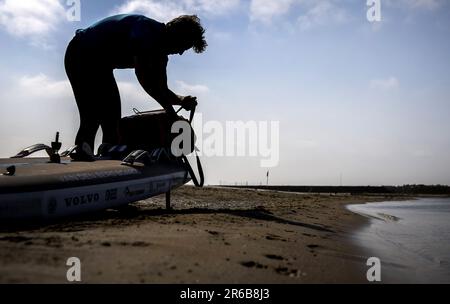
[264,254,285,261]
[240,261,268,269]
[206,230,220,236]
[275,267,303,277]
[302,233,317,238]
[265,234,287,242]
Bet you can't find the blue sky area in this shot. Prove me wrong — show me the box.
[0,0,449,185]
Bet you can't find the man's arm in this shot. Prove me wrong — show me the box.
[134,54,181,119]
[135,55,199,115]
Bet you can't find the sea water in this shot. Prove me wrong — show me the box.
[348,198,450,283]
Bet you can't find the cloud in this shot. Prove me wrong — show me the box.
[297,1,347,31]
[249,0,294,25]
[18,73,72,99]
[112,0,240,22]
[370,76,400,90]
[209,30,233,42]
[409,0,442,9]
[176,80,209,95]
[296,139,318,148]
[112,0,186,22]
[250,0,348,30]
[412,149,433,157]
[385,0,444,10]
[0,0,66,46]
[0,73,76,156]
[183,0,240,16]
[116,80,162,114]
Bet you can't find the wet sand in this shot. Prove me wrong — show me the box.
[0,186,395,283]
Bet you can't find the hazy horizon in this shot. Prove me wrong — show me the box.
[1,0,449,186]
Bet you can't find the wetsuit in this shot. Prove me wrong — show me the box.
[64,14,167,151]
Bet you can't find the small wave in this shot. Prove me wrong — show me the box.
[346,206,401,222]
[376,212,401,222]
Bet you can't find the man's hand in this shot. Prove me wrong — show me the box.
[181,95,198,111]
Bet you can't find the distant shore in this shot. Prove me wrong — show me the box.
[221,185,450,196]
[0,186,401,283]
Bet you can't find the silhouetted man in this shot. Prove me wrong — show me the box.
[64,14,207,160]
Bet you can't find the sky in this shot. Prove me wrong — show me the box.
[0,0,449,186]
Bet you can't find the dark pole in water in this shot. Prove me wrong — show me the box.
[266,170,269,186]
[166,191,171,210]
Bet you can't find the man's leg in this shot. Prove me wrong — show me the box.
[75,112,100,152]
[69,75,101,152]
[65,45,101,152]
[99,72,121,146]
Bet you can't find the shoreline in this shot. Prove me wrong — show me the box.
[0,186,400,283]
[346,197,450,283]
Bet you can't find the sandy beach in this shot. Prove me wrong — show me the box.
[0,186,396,283]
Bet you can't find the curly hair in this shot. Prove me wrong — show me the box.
[166,15,207,53]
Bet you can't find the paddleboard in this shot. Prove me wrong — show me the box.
[0,157,190,220]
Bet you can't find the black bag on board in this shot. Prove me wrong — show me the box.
[117,109,196,154]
